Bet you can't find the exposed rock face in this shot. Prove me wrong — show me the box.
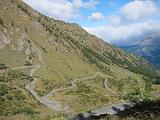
[0,32,11,49]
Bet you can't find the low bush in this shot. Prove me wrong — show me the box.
[0,18,4,26]
[0,63,8,69]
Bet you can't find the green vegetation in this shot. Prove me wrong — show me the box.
[52,76,119,115]
[35,78,67,97]
[0,65,64,119]
[81,47,112,72]
[124,78,152,103]
[0,83,36,116]
[116,80,124,93]
[82,47,110,65]
[0,18,4,26]
[17,4,30,16]
[69,36,82,49]
[75,82,94,94]
[4,70,33,82]
[153,79,160,84]
[0,69,37,116]
[105,52,158,81]
[154,74,160,84]
[0,63,8,69]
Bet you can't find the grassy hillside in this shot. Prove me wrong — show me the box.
[0,0,159,119]
[0,0,158,79]
[0,67,66,120]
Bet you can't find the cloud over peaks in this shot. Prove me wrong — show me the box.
[84,0,160,45]
[84,20,160,45]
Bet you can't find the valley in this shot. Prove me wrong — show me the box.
[0,0,160,120]
[120,32,160,66]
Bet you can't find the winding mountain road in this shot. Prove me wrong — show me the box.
[45,72,102,98]
[9,65,116,112]
[8,65,61,111]
[25,65,62,111]
[7,64,160,118]
[104,79,119,96]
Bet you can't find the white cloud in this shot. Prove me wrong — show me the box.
[73,0,98,8]
[23,0,160,45]
[23,0,98,20]
[121,0,158,21]
[107,15,121,25]
[73,0,83,8]
[83,0,99,8]
[23,0,75,20]
[84,20,160,45]
[88,12,105,21]
[84,0,160,45]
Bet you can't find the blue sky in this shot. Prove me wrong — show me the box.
[69,0,131,26]
[23,0,160,45]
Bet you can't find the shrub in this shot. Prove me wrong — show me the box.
[0,18,4,26]
[124,79,152,103]
[105,52,157,81]
[0,84,9,96]
[7,70,33,82]
[17,4,30,16]
[24,60,32,66]
[0,63,8,69]
[82,47,110,71]
[13,107,35,115]
[76,83,93,94]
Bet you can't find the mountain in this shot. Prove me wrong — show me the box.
[120,33,160,66]
[0,0,159,119]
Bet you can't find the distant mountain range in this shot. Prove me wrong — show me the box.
[120,33,160,66]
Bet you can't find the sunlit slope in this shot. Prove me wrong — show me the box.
[0,0,159,80]
[0,0,160,119]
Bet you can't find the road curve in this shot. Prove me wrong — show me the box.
[8,65,62,111]
[104,79,119,96]
[7,65,160,117]
[8,65,115,112]
[25,65,62,111]
[45,72,116,98]
[45,72,101,98]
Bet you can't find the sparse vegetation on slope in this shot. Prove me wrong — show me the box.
[0,69,37,116]
[0,65,66,120]
[0,63,8,69]
[0,0,160,119]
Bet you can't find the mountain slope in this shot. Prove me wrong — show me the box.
[0,0,158,79]
[120,32,160,66]
[0,0,159,119]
